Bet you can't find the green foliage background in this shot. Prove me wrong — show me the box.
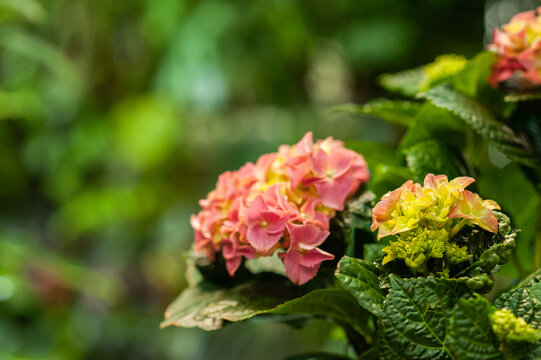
[0,0,536,359]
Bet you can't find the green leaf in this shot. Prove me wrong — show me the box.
[477,164,540,277]
[377,275,470,359]
[334,99,421,126]
[446,296,501,360]
[379,66,426,97]
[528,343,541,360]
[377,326,404,359]
[363,242,386,262]
[400,102,465,149]
[403,140,465,183]
[453,52,496,98]
[495,282,541,330]
[345,141,401,167]
[268,289,371,337]
[423,86,538,167]
[368,164,412,199]
[161,276,303,330]
[516,267,541,290]
[282,352,353,360]
[357,348,377,360]
[0,0,46,23]
[335,256,385,317]
[0,27,83,95]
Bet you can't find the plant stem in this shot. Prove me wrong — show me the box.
[449,219,466,239]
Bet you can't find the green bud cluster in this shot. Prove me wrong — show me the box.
[383,227,470,273]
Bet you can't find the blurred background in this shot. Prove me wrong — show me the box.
[0,0,537,359]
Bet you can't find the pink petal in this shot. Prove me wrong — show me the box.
[288,162,310,190]
[287,222,330,248]
[448,190,499,233]
[247,224,283,254]
[243,195,268,224]
[282,248,333,285]
[255,153,279,181]
[225,256,242,276]
[298,247,334,267]
[327,149,353,178]
[296,132,314,155]
[312,173,354,210]
[371,180,413,232]
[449,176,475,189]
[310,148,328,176]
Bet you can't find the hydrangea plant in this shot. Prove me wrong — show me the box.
[162,6,541,360]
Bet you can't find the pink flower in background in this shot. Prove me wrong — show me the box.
[488,7,541,88]
[190,132,369,285]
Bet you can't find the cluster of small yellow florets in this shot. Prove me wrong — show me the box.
[371,174,500,272]
[491,309,537,342]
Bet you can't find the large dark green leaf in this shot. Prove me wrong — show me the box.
[446,296,501,360]
[494,282,541,360]
[403,140,465,183]
[334,99,421,126]
[477,164,540,276]
[529,343,541,360]
[423,86,537,167]
[161,276,303,330]
[376,326,404,359]
[377,275,470,360]
[516,267,541,290]
[335,256,385,317]
[268,289,371,337]
[400,102,465,149]
[495,282,541,330]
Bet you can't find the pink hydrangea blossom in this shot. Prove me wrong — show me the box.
[190,132,369,285]
[488,7,541,88]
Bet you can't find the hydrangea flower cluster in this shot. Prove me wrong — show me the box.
[491,309,537,342]
[371,174,500,272]
[488,6,541,88]
[191,132,369,285]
